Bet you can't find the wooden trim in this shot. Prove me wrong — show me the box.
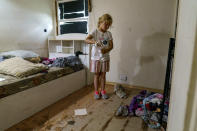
[88,0,92,12]
[59,18,88,22]
[86,83,94,87]
[106,82,163,94]
[55,0,58,36]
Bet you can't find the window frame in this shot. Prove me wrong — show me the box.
[55,0,89,40]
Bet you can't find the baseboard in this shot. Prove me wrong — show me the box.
[106,81,163,94]
[86,83,94,87]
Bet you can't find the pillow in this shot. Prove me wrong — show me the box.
[25,57,41,63]
[0,57,48,78]
[0,56,4,63]
[0,50,39,59]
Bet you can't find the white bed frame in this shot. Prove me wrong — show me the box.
[0,69,86,130]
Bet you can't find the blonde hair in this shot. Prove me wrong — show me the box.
[97,14,113,28]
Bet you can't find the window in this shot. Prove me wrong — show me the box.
[56,0,89,37]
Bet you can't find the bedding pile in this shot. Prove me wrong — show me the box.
[0,66,74,98]
[51,56,83,71]
[0,57,47,78]
[0,50,41,63]
[0,50,84,78]
[0,50,84,98]
[0,56,4,62]
[0,50,39,58]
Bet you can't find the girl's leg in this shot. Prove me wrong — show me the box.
[101,60,110,91]
[91,60,101,99]
[94,73,100,91]
[101,72,106,91]
[94,73,100,99]
[101,72,109,99]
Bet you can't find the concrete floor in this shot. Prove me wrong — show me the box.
[7,85,163,131]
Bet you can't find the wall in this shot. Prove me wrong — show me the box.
[89,0,177,89]
[0,0,54,57]
[0,0,177,89]
[167,0,197,130]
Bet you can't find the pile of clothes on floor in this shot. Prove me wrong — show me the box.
[115,90,169,129]
[114,84,127,99]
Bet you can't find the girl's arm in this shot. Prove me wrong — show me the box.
[101,40,113,54]
[85,35,96,44]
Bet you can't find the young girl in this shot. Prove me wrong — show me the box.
[85,14,113,99]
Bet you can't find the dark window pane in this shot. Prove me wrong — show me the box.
[64,13,84,19]
[85,0,88,16]
[58,0,88,35]
[63,0,84,13]
[59,4,64,19]
[60,21,88,34]
[58,0,88,19]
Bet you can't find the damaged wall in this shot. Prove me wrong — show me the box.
[0,0,54,57]
[89,0,177,89]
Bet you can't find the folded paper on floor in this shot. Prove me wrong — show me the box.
[0,78,5,82]
[74,108,87,116]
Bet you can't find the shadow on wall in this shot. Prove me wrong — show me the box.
[118,32,170,89]
[0,0,53,57]
[7,0,52,14]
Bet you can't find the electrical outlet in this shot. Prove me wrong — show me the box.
[120,74,127,81]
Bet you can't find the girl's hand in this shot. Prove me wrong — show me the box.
[95,41,102,47]
[101,48,107,54]
[101,40,113,54]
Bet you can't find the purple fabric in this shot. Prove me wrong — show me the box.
[135,108,144,116]
[41,58,55,65]
[129,91,163,116]
[129,90,147,114]
[129,96,137,113]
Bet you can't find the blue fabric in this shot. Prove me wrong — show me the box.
[51,56,83,71]
[141,94,162,129]
[0,56,4,62]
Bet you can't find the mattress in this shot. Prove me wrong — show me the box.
[0,67,75,99]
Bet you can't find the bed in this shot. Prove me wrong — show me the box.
[0,67,74,98]
[0,57,86,130]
